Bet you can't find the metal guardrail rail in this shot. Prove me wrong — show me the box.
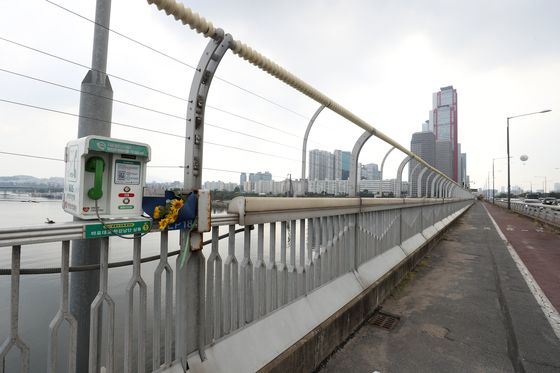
[0,214,239,247]
[495,200,560,228]
[0,197,471,372]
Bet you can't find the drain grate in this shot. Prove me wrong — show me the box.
[368,311,400,330]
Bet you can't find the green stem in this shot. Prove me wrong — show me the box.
[179,217,198,269]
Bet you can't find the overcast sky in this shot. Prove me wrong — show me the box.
[1,0,559,192]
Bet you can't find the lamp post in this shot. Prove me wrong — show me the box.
[507,110,551,209]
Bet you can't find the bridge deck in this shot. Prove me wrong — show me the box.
[484,201,560,311]
[319,202,560,373]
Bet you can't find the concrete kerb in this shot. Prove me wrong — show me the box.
[400,233,427,256]
[259,201,474,373]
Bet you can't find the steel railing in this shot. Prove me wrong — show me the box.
[0,197,471,372]
[494,200,560,228]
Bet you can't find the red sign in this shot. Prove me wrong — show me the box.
[118,193,135,198]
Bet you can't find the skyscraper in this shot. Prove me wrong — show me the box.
[333,150,351,180]
[239,172,247,191]
[460,152,467,187]
[361,163,381,180]
[409,131,436,196]
[435,140,453,180]
[430,86,458,181]
[309,149,334,180]
[253,171,272,182]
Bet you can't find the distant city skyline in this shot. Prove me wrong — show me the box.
[409,86,470,196]
[0,1,558,192]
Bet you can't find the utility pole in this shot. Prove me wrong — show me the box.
[70,0,113,370]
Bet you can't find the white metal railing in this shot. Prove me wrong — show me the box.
[0,197,471,372]
[495,200,560,227]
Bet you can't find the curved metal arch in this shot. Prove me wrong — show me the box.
[409,162,422,179]
[408,162,422,197]
[448,181,457,198]
[184,29,230,191]
[438,178,448,198]
[434,178,442,198]
[416,167,429,198]
[449,184,457,198]
[301,104,326,179]
[444,179,452,198]
[425,171,436,197]
[395,156,413,197]
[348,131,374,197]
[440,180,448,198]
[444,181,452,198]
[182,31,232,362]
[151,0,467,204]
[431,174,442,198]
[379,146,395,181]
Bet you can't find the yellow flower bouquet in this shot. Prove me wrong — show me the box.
[154,198,185,230]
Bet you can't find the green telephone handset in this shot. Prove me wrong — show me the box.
[85,156,105,200]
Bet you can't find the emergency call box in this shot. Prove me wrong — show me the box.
[63,136,151,220]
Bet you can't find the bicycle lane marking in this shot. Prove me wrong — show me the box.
[482,203,560,340]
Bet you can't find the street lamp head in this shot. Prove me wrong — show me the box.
[506,108,551,209]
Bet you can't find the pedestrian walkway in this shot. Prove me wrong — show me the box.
[319,202,560,373]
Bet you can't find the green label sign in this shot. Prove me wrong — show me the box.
[118,205,135,209]
[88,138,149,157]
[84,220,151,238]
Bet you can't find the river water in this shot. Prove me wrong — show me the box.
[0,196,302,372]
[0,197,216,372]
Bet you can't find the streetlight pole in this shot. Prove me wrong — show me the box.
[507,109,551,209]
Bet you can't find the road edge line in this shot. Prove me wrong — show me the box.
[482,203,560,340]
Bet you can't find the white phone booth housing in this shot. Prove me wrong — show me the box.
[63,135,151,220]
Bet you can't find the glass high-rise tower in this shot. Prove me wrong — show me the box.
[409,131,436,197]
[430,86,458,181]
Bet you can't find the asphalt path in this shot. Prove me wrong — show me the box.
[319,201,560,373]
[484,201,560,312]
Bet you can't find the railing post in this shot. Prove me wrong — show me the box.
[416,167,428,198]
[177,29,232,364]
[395,156,412,197]
[437,178,446,198]
[425,171,435,197]
[349,131,373,197]
[431,175,441,198]
[0,246,30,373]
[301,105,326,182]
[48,241,77,373]
[408,162,422,197]
[434,178,441,198]
[379,146,395,181]
[443,180,451,198]
[447,181,454,198]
